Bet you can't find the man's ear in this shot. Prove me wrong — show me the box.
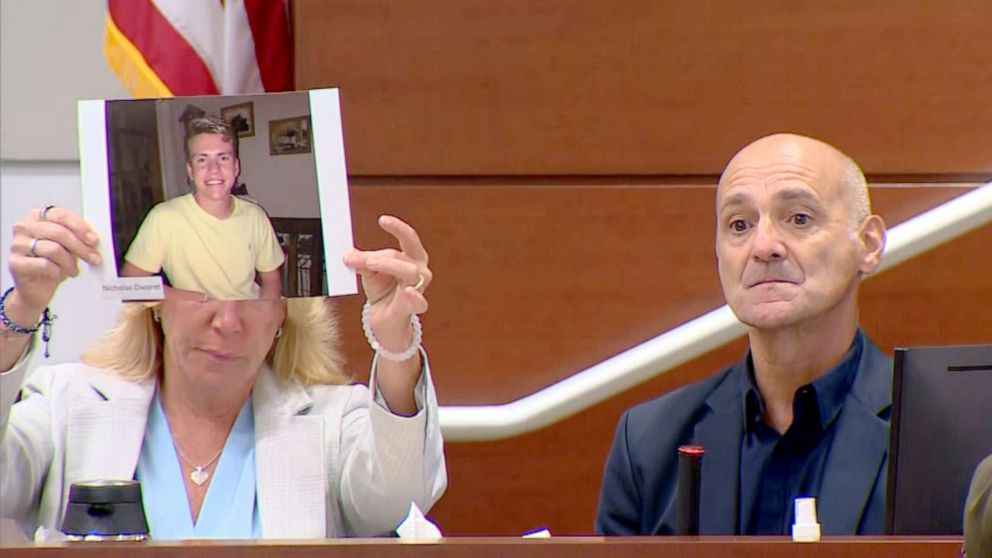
[858,215,886,275]
[186,162,194,183]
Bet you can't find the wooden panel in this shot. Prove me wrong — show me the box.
[330,183,990,535]
[295,1,992,175]
[294,0,991,537]
[339,183,989,402]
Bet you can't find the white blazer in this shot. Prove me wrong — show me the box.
[0,354,446,539]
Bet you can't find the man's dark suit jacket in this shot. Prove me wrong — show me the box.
[595,333,892,535]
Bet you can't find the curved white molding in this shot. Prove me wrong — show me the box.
[439,182,992,441]
[875,183,992,273]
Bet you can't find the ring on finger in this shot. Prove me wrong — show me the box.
[28,238,40,258]
[39,205,56,222]
[412,273,425,292]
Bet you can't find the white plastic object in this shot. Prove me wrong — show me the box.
[792,497,822,542]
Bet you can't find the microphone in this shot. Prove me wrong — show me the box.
[61,480,149,541]
[676,444,704,535]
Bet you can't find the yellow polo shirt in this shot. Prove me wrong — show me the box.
[125,194,285,300]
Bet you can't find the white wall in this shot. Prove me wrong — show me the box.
[1,0,127,367]
[1,0,129,161]
[0,163,122,370]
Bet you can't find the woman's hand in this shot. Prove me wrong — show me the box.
[8,206,101,317]
[2,206,100,370]
[343,215,431,353]
[343,215,432,415]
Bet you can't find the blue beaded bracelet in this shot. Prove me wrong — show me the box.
[0,287,55,358]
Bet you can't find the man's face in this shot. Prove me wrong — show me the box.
[186,132,240,202]
[715,137,869,331]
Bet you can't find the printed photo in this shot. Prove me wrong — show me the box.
[79,89,356,300]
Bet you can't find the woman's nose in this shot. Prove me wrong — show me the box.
[210,301,243,334]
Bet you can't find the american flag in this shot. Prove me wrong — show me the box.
[104,0,293,97]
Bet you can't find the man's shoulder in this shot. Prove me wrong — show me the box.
[146,195,191,219]
[849,333,894,415]
[232,196,270,219]
[623,363,739,431]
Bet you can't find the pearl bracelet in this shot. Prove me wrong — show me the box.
[361,301,422,362]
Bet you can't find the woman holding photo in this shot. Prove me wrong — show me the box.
[1,206,445,539]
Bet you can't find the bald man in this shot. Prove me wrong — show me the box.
[596,134,889,536]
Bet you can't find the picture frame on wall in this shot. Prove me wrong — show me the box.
[220,101,255,138]
[269,115,312,155]
[179,104,206,134]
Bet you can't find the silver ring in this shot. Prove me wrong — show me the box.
[413,273,425,292]
[39,205,55,222]
[28,238,40,258]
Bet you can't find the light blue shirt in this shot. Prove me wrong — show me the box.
[136,391,261,539]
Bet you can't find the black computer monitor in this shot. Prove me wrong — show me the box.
[885,344,992,535]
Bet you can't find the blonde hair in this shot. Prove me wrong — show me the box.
[82,298,348,386]
[184,115,239,161]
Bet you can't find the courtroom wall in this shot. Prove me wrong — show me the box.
[296,0,992,177]
[0,0,128,161]
[295,1,992,535]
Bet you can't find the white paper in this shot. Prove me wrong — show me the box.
[395,502,442,542]
[101,277,164,301]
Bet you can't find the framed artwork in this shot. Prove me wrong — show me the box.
[269,115,312,155]
[178,103,206,135]
[221,101,255,138]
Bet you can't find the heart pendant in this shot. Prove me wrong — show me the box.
[190,467,210,486]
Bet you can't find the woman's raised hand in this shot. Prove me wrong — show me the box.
[7,206,101,321]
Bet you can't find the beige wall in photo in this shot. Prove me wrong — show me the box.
[155,93,320,219]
